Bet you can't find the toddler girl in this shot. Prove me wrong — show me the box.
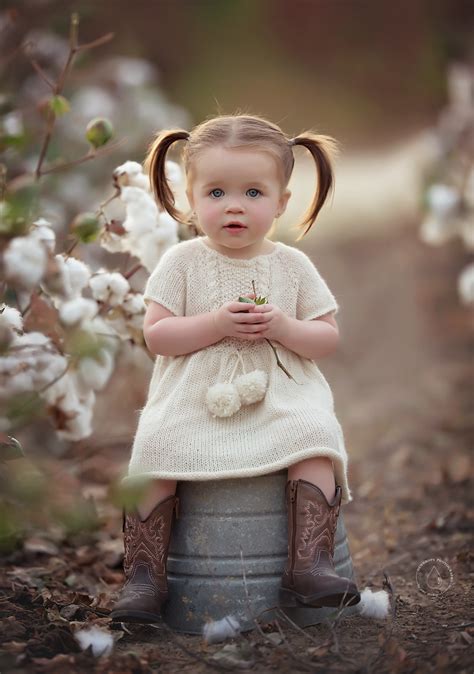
[110,113,361,624]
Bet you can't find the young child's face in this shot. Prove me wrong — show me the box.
[186,145,291,256]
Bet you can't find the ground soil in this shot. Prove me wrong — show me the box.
[1,218,472,673]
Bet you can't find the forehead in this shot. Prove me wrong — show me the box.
[191,146,281,185]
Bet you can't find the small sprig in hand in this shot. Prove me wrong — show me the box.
[238,280,298,383]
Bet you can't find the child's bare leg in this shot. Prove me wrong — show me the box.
[288,457,336,502]
[137,479,177,520]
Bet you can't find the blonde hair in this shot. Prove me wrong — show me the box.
[143,113,340,241]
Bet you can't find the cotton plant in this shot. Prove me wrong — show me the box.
[0,219,122,439]
[100,159,182,272]
[1,15,187,444]
[0,202,173,439]
[0,163,183,440]
[418,61,474,306]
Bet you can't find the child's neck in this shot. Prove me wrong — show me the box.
[202,236,275,259]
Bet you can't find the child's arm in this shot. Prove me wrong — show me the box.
[276,312,340,361]
[144,302,222,356]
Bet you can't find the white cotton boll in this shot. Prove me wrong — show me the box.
[33,353,68,387]
[40,372,76,407]
[13,331,51,348]
[122,292,146,315]
[113,160,149,190]
[458,263,474,305]
[120,185,159,237]
[426,183,460,218]
[99,230,126,254]
[357,587,390,620]
[156,210,180,242]
[77,348,114,391]
[56,399,94,441]
[206,383,241,418]
[165,160,183,187]
[4,235,48,290]
[0,355,23,375]
[1,305,23,333]
[203,615,241,644]
[132,228,179,273]
[74,626,114,657]
[418,215,457,246]
[85,316,121,355]
[30,220,56,253]
[234,370,268,405]
[59,298,99,326]
[89,272,130,306]
[8,371,35,395]
[64,256,91,297]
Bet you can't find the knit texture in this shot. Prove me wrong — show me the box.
[123,236,353,504]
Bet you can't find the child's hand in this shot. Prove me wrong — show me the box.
[251,301,290,343]
[213,294,270,341]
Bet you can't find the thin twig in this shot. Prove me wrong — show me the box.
[123,262,142,280]
[39,138,127,176]
[27,13,114,179]
[22,42,55,90]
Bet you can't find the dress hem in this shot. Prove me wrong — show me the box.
[122,447,353,505]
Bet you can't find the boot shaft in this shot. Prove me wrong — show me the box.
[286,479,341,575]
[123,494,179,584]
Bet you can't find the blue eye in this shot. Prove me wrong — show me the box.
[209,188,224,198]
[247,188,261,198]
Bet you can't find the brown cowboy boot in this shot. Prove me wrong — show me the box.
[279,479,360,608]
[110,494,179,623]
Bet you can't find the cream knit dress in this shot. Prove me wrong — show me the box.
[123,236,353,504]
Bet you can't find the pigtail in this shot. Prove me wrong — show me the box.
[291,133,340,241]
[142,129,190,224]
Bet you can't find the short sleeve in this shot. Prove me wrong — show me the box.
[294,249,339,320]
[142,244,187,316]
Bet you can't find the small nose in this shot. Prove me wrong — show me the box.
[225,200,244,213]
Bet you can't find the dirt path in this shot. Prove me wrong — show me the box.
[1,218,472,673]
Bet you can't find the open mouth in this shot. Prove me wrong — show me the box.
[224,224,246,230]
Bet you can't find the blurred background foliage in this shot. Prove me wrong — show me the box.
[6,0,474,148]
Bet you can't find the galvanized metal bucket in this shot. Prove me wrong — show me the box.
[164,470,361,634]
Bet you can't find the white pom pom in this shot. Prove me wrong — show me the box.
[206,382,241,418]
[358,587,390,620]
[234,369,268,405]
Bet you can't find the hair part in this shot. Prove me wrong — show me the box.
[142,113,340,240]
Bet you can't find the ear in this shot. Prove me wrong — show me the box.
[278,188,291,216]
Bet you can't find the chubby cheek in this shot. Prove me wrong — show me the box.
[199,201,221,222]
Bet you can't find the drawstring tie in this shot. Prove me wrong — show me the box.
[206,348,269,418]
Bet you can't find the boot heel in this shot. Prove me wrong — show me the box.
[279,587,301,607]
